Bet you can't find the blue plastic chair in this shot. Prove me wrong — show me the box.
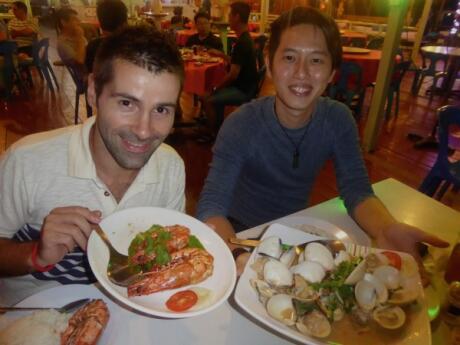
[328,61,365,120]
[19,38,59,92]
[419,105,460,200]
[411,51,448,102]
[64,62,92,124]
[384,60,411,119]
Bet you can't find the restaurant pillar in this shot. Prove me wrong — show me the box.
[259,0,269,34]
[411,0,433,63]
[362,0,409,152]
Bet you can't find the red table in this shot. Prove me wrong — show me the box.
[183,59,227,96]
[342,49,381,86]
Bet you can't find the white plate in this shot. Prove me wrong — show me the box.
[235,223,430,345]
[275,215,353,243]
[87,207,236,318]
[343,46,371,54]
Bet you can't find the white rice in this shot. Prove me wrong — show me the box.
[0,310,70,345]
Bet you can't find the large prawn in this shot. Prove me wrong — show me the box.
[61,299,109,345]
[128,247,214,297]
[129,225,190,265]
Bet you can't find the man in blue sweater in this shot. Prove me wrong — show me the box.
[196,7,448,279]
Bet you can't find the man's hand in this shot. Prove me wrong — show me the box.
[36,206,102,268]
[375,222,449,285]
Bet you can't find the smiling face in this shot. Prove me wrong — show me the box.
[88,59,181,171]
[195,16,210,37]
[267,24,335,128]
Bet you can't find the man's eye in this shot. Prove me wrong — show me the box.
[283,55,295,62]
[155,106,171,115]
[312,58,323,64]
[119,99,132,107]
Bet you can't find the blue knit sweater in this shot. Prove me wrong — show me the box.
[196,96,374,230]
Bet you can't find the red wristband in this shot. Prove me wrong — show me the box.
[31,243,55,272]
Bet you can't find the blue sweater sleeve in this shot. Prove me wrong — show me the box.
[196,106,253,221]
[329,103,375,214]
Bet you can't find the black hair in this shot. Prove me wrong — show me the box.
[55,7,78,30]
[97,0,127,32]
[268,7,342,70]
[93,25,184,98]
[230,1,250,24]
[12,1,27,13]
[194,11,210,23]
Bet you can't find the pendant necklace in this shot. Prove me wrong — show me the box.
[274,113,312,169]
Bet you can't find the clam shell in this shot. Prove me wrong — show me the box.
[387,287,419,306]
[304,243,334,271]
[372,305,406,330]
[263,259,293,287]
[296,309,331,338]
[373,265,400,290]
[290,261,326,283]
[258,236,282,259]
[266,294,297,326]
[334,250,350,266]
[279,247,297,268]
[363,273,388,304]
[355,280,376,311]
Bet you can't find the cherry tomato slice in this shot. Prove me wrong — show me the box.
[381,251,402,270]
[166,290,198,312]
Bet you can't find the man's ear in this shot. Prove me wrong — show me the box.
[87,74,97,109]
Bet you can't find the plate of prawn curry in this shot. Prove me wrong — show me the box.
[87,207,236,318]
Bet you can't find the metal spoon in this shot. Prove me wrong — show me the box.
[229,237,346,256]
[92,225,141,287]
[0,298,90,314]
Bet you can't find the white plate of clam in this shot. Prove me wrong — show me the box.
[235,223,430,345]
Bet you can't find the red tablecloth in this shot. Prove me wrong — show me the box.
[183,60,227,96]
[342,49,381,86]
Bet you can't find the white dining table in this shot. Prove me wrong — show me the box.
[9,178,458,344]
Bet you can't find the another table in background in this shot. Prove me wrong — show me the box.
[340,30,368,47]
[183,56,227,96]
[342,48,382,87]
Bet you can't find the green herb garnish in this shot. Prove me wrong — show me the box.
[188,235,204,249]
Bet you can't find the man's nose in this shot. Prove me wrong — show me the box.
[132,113,152,140]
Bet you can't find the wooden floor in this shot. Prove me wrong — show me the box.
[1,28,459,219]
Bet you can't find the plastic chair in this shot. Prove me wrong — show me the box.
[64,62,92,124]
[18,38,59,92]
[0,40,25,99]
[328,61,365,120]
[419,105,460,200]
[348,37,367,48]
[384,60,411,119]
[412,51,448,102]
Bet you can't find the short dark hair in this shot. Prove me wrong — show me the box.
[194,11,210,23]
[230,1,250,24]
[12,1,27,13]
[268,7,342,71]
[93,25,184,99]
[173,6,182,15]
[55,7,78,30]
[97,0,127,32]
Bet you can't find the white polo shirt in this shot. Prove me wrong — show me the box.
[0,117,186,305]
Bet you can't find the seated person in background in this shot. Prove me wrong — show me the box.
[170,6,190,30]
[7,1,38,55]
[56,8,86,68]
[185,11,222,52]
[84,0,127,73]
[0,25,185,306]
[202,1,257,137]
[0,20,7,41]
[196,7,448,279]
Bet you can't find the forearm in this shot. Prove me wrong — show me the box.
[0,239,35,276]
[352,196,397,240]
[204,215,239,250]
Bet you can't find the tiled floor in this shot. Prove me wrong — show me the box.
[1,24,459,217]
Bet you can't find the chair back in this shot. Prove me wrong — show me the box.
[438,105,460,162]
[349,37,366,48]
[390,60,411,87]
[421,51,448,73]
[32,38,50,66]
[367,36,384,50]
[64,62,86,94]
[330,61,363,94]
[255,64,266,97]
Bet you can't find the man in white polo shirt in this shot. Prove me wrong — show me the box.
[0,25,185,305]
[7,1,38,55]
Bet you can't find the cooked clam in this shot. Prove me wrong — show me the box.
[372,305,406,330]
[266,294,297,326]
[290,261,326,283]
[258,236,283,259]
[344,259,367,285]
[279,247,297,268]
[304,242,334,271]
[355,280,376,311]
[373,265,400,290]
[363,273,388,304]
[250,278,275,305]
[264,259,293,287]
[296,309,331,338]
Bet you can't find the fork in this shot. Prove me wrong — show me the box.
[228,237,346,256]
[0,298,90,314]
